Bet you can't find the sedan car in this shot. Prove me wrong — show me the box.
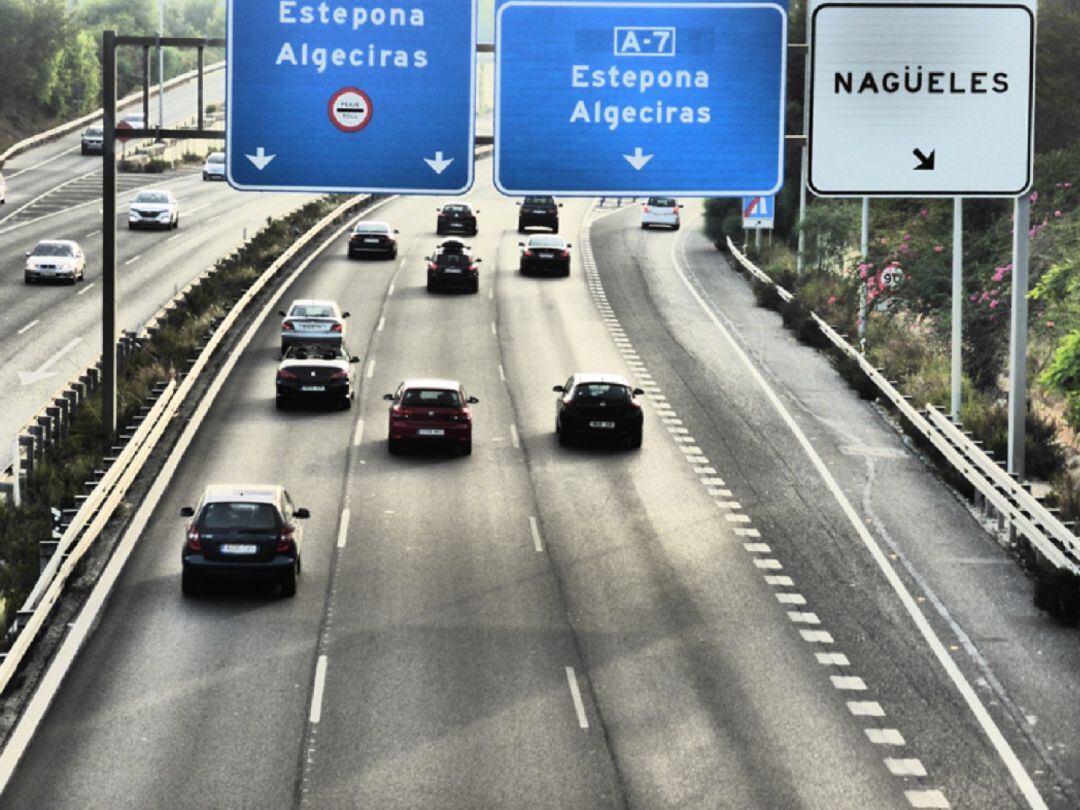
[0,171,6,203]
[128,189,179,230]
[384,379,478,455]
[276,343,359,410]
[436,202,479,236]
[554,373,645,448]
[25,240,85,284]
[80,126,103,155]
[519,235,572,276]
[641,196,684,230]
[202,151,226,180]
[279,299,349,352]
[517,195,562,233]
[426,239,480,293]
[179,484,310,597]
[348,220,398,259]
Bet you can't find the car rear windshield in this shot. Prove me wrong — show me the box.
[648,197,677,207]
[135,191,168,203]
[208,153,225,163]
[402,389,461,407]
[285,345,343,360]
[436,253,470,268]
[528,236,564,248]
[442,204,469,213]
[198,501,279,531]
[524,196,555,206]
[354,223,389,234]
[85,128,102,136]
[289,304,334,318]
[32,243,73,257]
[572,383,631,402]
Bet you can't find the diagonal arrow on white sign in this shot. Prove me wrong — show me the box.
[246,147,276,170]
[19,338,81,386]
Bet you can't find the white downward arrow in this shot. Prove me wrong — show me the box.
[246,147,276,171]
[623,147,653,171]
[19,338,81,386]
[424,151,454,174]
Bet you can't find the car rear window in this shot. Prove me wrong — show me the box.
[354,222,389,234]
[437,253,469,268]
[524,196,555,206]
[33,243,73,257]
[648,197,677,207]
[442,204,469,213]
[135,191,168,203]
[572,383,631,402]
[208,153,225,163]
[528,236,564,248]
[402,389,461,407]
[290,304,334,318]
[85,128,102,136]
[198,501,279,531]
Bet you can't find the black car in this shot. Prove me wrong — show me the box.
[427,239,480,293]
[348,220,398,259]
[554,373,645,448]
[519,235,572,276]
[80,127,103,155]
[436,203,479,236]
[180,484,310,597]
[276,343,359,410]
[517,195,561,233]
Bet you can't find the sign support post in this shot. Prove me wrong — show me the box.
[858,197,868,343]
[1007,196,1031,478]
[102,30,117,444]
[797,48,809,275]
[951,198,963,419]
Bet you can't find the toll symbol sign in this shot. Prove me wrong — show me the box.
[328,88,373,133]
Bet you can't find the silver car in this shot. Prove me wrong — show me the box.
[128,189,179,230]
[279,299,350,352]
[641,196,683,230]
[203,151,226,181]
[0,170,6,203]
[80,127,104,155]
[25,240,86,284]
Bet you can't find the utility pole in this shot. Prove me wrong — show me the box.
[950,198,963,419]
[157,0,165,135]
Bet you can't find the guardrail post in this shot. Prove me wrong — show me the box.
[47,405,63,441]
[19,436,34,478]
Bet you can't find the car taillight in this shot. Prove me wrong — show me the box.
[523,249,533,257]
[282,321,295,331]
[468,264,477,272]
[328,370,348,381]
[428,262,438,271]
[643,206,651,213]
[277,369,299,380]
[331,322,343,333]
[561,250,570,258]
[438,212,446,218]
[276,524,296,553]
[186,526,202,552]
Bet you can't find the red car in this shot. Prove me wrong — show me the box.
[384,378,478,455]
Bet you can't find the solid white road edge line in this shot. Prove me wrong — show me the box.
[0,195,398,795]
[337,508,350,549]
[564,666,589,729]
[510,424,520,449]
[309,656,328,724]
[671,217,1047,810]
[16,320,38,336]
[529,516,543,553]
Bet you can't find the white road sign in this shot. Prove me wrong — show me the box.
[808,0,1035,197]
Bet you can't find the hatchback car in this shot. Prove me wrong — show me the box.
[554,373,645,448]
[348,220,398,259]
[128,189,179,230]
[641,197,683,230]
[518,195,562,232]
[202,151,226,180]
[384,379,479,455]
[279,299,349,351]
[25,240,85,284]
[80,127,103,155]
[426,239,480,293]
[179,484,310,597]
[276,342,359,410]
[519,235,572,276]
[436,203,479,236]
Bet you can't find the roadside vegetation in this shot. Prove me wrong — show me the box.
[704,0,1080,525]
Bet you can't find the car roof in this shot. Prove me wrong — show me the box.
[36,239,79,248]
[572,373,632,387]
[200,484,283,505]
[401,378,461,390]
[289,299,339,310]
[354,220,390,229]
[135,188,171,196]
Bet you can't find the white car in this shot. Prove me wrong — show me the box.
[203,152,226,181]
[0,171,6,203]
[641,196,683,230]
[128,189,179,230]
[25,240,86,284]
[279,299,350,352]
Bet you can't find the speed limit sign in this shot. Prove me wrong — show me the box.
[328,87,373,133]
[877,266,905,289]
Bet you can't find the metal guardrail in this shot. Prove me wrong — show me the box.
[726,237,1080,582]
[0,61,225,167]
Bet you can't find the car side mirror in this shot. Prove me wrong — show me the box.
[515,201,521,206]
[382,393,395,401]
[632,388,645,396]
[517,242,525,247]
[678,204,685,208]
[552,385,565,392]
[295,508,311,519]
[424,255,432,262]
[558,203,564,207]
[24,251,31,257]
[393,229,399,234]
[277,310,286,317]
[474,258,482,263]
[565,243,573,248]
[180,506,195,517]
[350,356,360,363]
[467,396,479,404]
[343,312,351,318]
[474,209,480,213]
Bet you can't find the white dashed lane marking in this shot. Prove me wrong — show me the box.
[565,667,589,730]
[309,656,328,724]
[529,516,543,553]
[336,509,350,549]
[885,758,928,777]
[867,729,906,746]
[848,701,886,718]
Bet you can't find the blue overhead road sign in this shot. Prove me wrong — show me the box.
[227,0,476,193]
[495,1,787,196]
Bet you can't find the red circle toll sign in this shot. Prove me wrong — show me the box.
[328,87,373,133]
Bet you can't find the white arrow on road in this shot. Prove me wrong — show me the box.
[424,151,454,174]
[246,147,276,171]
[19,338,81,386]
[623,147,654,171]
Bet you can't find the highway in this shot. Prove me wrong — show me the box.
[3,161,1078,808]
[0,71,316,470]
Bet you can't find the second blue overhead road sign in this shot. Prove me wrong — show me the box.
[227,0,476,194]
[495,1,787,197]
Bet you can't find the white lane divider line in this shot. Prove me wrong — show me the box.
[800,630,835,644]
[904,789,950,808]
[830,675,867,691]
[743,542,771,553]
[775,593,807,606]
[166,232,182,241]
[337,508,350,549]
[388,282,395,296]
[885,758,928,777]
[724,513,751,523]
[847,701,886,718]
[498,363,506,382]
[491,321,497,336]
[17,320,38,336]
[787,611,821,625]
[716,501,742,510]
[124,254,141,265]
[764,575,794,587]
[565,667,589,729]
[84,230,100,239]
[816,652,850,666]
[352,418,364,447]
[529,516,543,553]
[866,728,905,746]
[733,527,760,537]
[510,424,520,449]
[377,316,385,332]
[753,558,783,570]
[489,288,493,300]
[185,202,212,216]
[309,655,329,723]
[366,360,375,379]
[77,282,95,296]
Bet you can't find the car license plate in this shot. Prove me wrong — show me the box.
[531,209,545,214]
[443,268,461,274]
[539,252,554,258]
[220,543,257,554]
[417,428,445,436]
[589,421,616,429]
[301,385,325,392]
[364,237,379,243]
